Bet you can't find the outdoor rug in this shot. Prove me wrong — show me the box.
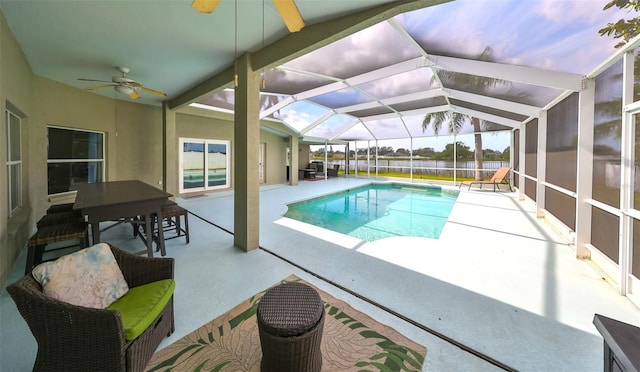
[145,275,427,371]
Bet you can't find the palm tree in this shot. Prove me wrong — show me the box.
[422,47,506,181]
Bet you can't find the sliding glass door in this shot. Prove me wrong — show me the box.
[179,138,230,193]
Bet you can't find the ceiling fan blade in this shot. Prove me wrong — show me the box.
[129,90,140,100]
[139,86,167,98]
[83,84,114,91]
[192,0,220,13]
[273,0,305,32]
[78,78,112,83]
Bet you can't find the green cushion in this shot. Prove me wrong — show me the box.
[107,279,175,341]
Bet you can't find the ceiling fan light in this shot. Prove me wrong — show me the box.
[192,0,220,13]
[115,85,133,95]
[273,0,305,33]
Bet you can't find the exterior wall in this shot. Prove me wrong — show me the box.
[0,10,166,287]
[0,8,304,287]
[1,10,36,287]
[175,110,288,195]
[176,111,234,195]
[262,130,286,184]
[298,144,311,169]
[113,100,163,187]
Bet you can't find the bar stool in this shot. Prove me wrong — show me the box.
[46,203,75,214]
[37,210,83,228]
[159,202,190,244]
[25,222,89,274]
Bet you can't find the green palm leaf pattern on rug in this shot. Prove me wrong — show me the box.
[145,276,426,372]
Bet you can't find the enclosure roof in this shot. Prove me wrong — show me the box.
[194,0,635,143]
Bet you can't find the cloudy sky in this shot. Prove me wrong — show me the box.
[277,0,635,151]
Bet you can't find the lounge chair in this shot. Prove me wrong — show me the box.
[327,164,340,178]
[459,167,512,191]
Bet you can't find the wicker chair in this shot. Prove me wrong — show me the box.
[7,243,175,372]
[327,164,340,178]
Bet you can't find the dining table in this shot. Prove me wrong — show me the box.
[73,180,172,257]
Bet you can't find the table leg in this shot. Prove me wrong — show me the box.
[91,223,101,245]
[155,206,167,256]
[144,213,154,257]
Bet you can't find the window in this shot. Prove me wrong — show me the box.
[6,110,21,216]
[47,126,105,195]
[179,138,230,193]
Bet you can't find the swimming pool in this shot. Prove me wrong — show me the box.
[284,183,459,241]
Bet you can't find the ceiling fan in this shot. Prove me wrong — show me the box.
[78,66,167,100]
[191,0,305,33]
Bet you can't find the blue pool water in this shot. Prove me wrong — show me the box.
[284,183,459,241]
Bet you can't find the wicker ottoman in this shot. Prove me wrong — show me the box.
[257,282,325,372]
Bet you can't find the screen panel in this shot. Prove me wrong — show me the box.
[546,93,578,192]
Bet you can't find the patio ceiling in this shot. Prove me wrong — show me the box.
[1,0,634,144]
[194,0,633,143]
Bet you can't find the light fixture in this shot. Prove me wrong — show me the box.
[191,0,220,13]
[273,0,305,33]
[234,0,238,87]
[115,85,133,95]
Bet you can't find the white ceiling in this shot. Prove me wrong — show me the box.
[0,0,412,106]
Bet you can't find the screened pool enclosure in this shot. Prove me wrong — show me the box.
[188,0,640,306]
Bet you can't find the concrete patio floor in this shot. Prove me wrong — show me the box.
[2,177,640,371]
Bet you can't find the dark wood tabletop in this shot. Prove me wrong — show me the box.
[74,180,171,209]
[593,313,640,371]
[74,180,172,257]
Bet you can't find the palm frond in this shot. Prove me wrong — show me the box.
[422,111,450,135]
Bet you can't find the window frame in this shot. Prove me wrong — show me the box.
[179,137,231,193]
[6,109,22,216]
[47,125,106,196]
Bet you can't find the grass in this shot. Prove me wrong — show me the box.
[340,170,474,183]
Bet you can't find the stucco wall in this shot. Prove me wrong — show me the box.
[176,110,288,193]
[1,11,36,287]
[0,9,292,287]
[113,100,163,186]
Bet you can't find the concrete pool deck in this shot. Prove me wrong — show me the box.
[2,176,640,371]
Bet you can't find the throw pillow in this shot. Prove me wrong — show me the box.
[31,243,129,309]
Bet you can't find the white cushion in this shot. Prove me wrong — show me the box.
[31,243,129,309]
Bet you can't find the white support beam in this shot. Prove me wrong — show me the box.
[509,129,515,186]
[282,56,430,103]
[300,111,335,135]
[519,126,526,201]
[451,106,522,128]
[359,104,452,121]
[329,118,361,140]
[260,96,296,119]
[536,111,547,218]
[444,88,542,117]
[398,105,451,118]
[294,81,348,101]
[575,78,596,260]
[345,57,426,87]
[430,54,585,91]
[335,89,445,114]
[360,112,405,121]
[619,52,635,294]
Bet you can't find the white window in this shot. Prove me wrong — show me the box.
[47,126,105,195]
[179,138,230,193]
[6,110,21,216]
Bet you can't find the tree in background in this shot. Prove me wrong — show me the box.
[599,0,640,48]
[422,47,506,181]
[599,1,640,165]
[433,142,472,161]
